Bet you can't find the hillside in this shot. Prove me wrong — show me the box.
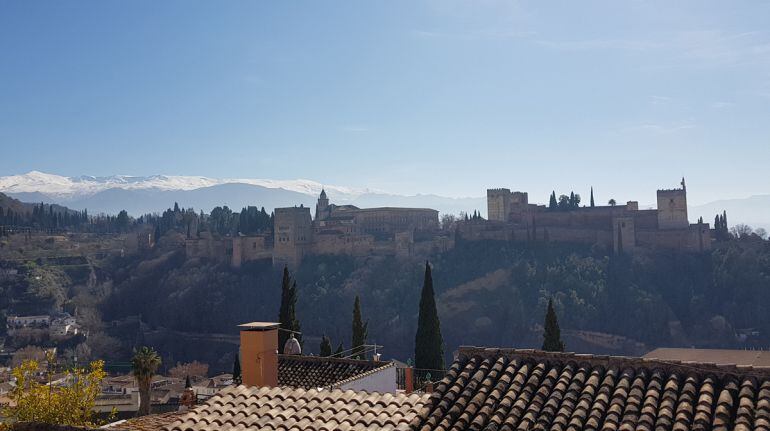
[3,198,769,373]
[0,192,29,215]
[87,236,770,372]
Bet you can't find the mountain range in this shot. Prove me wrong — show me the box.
[0,171,767,231]
[0,171,485,217]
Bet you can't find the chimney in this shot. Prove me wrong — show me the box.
[238,322,279,387]
[404,367,414,394]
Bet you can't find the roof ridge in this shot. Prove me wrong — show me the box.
[331,362,395,388]
[278,354,389,367]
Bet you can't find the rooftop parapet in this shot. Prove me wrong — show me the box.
[486,188,511,194]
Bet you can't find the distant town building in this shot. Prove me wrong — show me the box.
[6,312,79,337]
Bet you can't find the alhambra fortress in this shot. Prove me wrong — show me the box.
[184,179,712,268]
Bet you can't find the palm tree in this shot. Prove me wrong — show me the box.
[132,346,162,416]
[608,199,617,206]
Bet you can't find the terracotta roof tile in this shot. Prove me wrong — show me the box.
[277,355,393,389]
[410,347,770,431]
[156,384,426,431]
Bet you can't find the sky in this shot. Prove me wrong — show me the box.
[1,1,769,205]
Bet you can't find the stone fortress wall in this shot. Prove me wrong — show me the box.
[460,178,711,253]
[185,179,714,268]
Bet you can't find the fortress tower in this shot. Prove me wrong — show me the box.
[487,189,529,222]
[656,178,689,230]
[315,189,329,221]
[273,206,313,267]
[487,188,512,222]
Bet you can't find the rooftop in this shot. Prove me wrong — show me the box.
[162,385,427,431]
[108,346,770,431]
[411,346,770,431]
[644,347,770,368]
[278,354,393,389]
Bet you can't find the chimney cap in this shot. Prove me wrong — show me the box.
[238,322,280,331]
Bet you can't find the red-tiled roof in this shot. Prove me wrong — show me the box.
[105,411,188,431]
[162,385,427,431]
[411,347,770,431]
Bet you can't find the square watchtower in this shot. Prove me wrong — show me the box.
[656,178,689,230]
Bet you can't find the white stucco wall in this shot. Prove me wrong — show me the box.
[338,365,397,393]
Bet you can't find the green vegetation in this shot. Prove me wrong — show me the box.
[132,346,162,416]
[542,298,565,352]
[351,296,368,360]
[278,266,302,351]
[232,354,241,385]
[3,356,107,428]
[319,335,332,357]
[547,191,582,211]
[415,262,444,372]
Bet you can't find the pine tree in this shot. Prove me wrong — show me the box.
[590,187,595,207]
[278,266,301,351]
[319,335,332,357]
[542,298,565,352]
[415,261,444,371]
[351,296,368,360]
[232,354,242,385]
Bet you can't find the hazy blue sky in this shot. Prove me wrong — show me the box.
[1,1,769,205]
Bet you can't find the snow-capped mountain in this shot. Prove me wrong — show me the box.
[0,171,486,216]
[0,171,371,200]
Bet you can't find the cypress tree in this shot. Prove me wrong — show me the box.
[590,187,595,207]
[415,261,444,371]
[542,298,565,352]
[278,266,301,351]
[319,335,332,357]
[715,214,720,235]
[334,342,344,357]
[351,296,368,360]
[549,191,558,210]
[232,354,242,384]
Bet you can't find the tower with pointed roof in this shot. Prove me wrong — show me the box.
[315,189,329,221]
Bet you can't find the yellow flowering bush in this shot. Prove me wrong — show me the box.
[2,356,107,427]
